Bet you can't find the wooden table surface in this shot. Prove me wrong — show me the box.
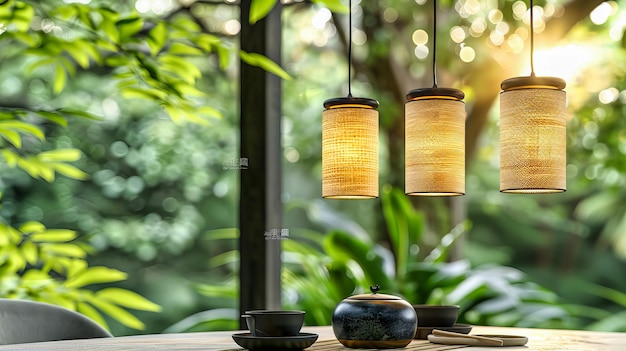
[0,325,624,350]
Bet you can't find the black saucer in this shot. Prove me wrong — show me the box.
[414,323,472,339]
[232,332,318,350]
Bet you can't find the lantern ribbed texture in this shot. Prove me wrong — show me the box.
[500,87,566,193]
[322,106,379,199]
[405,98,466,196]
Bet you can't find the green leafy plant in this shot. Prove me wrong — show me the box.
[170,186,574,330]
[0,219,161,330]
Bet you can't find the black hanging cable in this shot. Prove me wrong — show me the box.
[347,0,353,97]
[529,0,535,76]
[432,0,438,88]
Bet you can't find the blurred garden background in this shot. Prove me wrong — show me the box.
[1,0,626,337]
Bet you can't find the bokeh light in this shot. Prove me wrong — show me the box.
[284,146,300,163]
[470,18,487,37]
[507,33,524,53]
[223,19,240,35]
[459,45,475,62]
[463,0,481,16]
[135,0,175,15]
[512,1,527,21]
[414,45,429,60]
[590,2,613,25]
[412,29,429,46]
[450,26,466,43]
[599,87,619,104]
[312,8,332,30]
[495,22,509,36]
[383,7,399,23]
[490,31,505,46]
[488,9,503,24]
[352,29,367,45]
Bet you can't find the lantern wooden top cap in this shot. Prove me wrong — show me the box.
[323,97,379,109]
[406,87,465,101]
[501,76,566,91]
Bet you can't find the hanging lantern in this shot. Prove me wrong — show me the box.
[404,0,466,196]
[405,88,466,196]
[322,97,379,199]
[499,77,566,193]
[499,0,566,194]
[321,0,379,199]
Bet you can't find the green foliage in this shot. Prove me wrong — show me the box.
[249,0,278,24]
[249,0,347,24]
[0,219,160,330]
[1,0,277,126]
[170,187,572,330]
[584,284,626,332]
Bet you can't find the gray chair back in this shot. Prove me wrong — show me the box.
[0,298,112,344]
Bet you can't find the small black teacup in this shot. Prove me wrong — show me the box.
[241,310,305,337]
[412,304,460,327]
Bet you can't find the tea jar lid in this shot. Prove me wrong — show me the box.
[347,285,403,300]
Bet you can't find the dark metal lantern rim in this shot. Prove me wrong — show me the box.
[500,76,566,91]
[406,87,465,101]
[323,97,379,109]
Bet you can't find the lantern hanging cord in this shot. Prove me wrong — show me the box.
[432,0,438,88]
[347,0,353,97]
[529,0,535,76]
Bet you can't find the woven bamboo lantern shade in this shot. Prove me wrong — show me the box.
[405,88,466,196]
[499,76,566,193]
[498,0,567,194]
[322,97,379,199]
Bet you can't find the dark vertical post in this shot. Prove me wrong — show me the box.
[239,0,282,327]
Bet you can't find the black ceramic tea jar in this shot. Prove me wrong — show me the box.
[332,285,418,348]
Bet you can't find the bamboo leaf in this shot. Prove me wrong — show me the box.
[53,163,89,180]
[121,87,167,100]
[36,159,56,182]
[59,108,102,120]
[0,129,22,148]
[197,106,223,120]
[20,241,38,265]
[19,221,46,234]
[0,120,45,140]
[158,55,201,83]
[41,243,86,258]
[249,0,277,24]
[312,0,349,13]
[147,21,167,56]
[65,267,127,288]
[194,33,220,52]
[88,298,145,330]
[53,64,66,94]
[74,39,102,65]
[168,42,204,56]
[11,32,38,47]
[96,288,161,312]
[64,42,91,69]
[101,19,120,43]
[36,111,68,126]
[77,301,109,330]
[117,16,143,41]
[16,157,42,178]
[11,2,34,32]
[203,228,239,240]
[39,149,81,162]
[240,51,291,80]
[30,229,78,243]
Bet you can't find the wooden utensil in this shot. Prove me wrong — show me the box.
[432,329,504,346]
